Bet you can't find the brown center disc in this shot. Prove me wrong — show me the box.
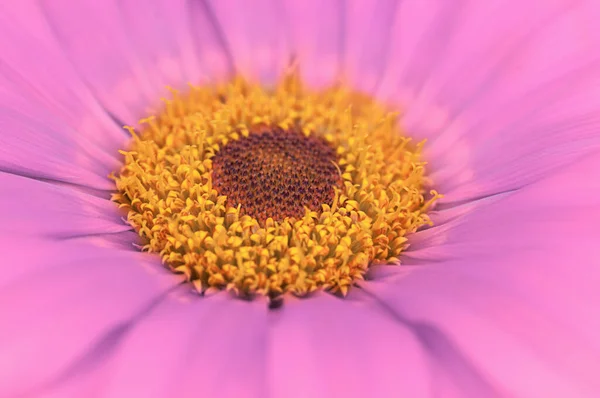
[211,126,342,223]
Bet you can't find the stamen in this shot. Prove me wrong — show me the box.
[111,75,441,298]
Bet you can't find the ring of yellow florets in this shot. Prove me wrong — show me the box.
[112,75,440,298]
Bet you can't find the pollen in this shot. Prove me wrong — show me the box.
[111,74,441,298]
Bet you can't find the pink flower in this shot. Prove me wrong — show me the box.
[1,1,600,397]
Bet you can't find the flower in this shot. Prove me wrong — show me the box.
[113,77,440,298]
[1,0,599,397]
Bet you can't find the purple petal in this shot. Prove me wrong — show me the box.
[268,292,426,397]
[0,107,117,189]
[375,1,600,203]
[0,173,129,240]
[0,1,125,151]
[90,290,268,398]
[364,152,600,396]
[41,0,231,124]
[205,0,290,85]
[0,2,128,189]
[281,0,344,88]
[267,291,499,398]
[342,0,398,94]
[0,241,182,398]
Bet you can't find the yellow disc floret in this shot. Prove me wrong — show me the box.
[112,74,440,298]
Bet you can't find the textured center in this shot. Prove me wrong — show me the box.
[212,125,341,223]
[112,75,441,298]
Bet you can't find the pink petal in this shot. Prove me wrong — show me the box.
[0,0,125,151]
[342,0,398,94]
[375,0,600,203]
[92,290,268,398]
[40,0,231,124]
[0,241,182,398]
[364,152,600,396]
[281,0,344,88]
[0,173,128,240]
[0,107,117,189]
[0,1,128,189]
[267,291,494,398]
[205,0,290,85]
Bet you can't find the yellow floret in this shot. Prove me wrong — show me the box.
[112,74,440,298]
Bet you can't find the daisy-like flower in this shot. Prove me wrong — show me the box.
[1,0,600,397]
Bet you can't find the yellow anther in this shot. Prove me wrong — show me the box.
[112,74,439,298]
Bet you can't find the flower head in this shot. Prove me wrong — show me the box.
[1,1,600,397]
[113,76,439,298]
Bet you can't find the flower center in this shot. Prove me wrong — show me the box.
[112,75,440,299]
[212,125,341,224]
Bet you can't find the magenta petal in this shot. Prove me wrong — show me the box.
[375,1,600,202]
[206,0,290,85]
[342,0,398,94]
[116,0,203,90]
[0,1,127,189]
[41,0,230,124]
[82,290,267,398]
[282,0,344,88]
[267,291,490,398]
[119,0,233,89]
[0,107,117,189]
[365,153,600,396]
[0,173,128,240]
[374,0,444,102]
[0,242,182,398]
[0,1,126,153]
[0,3,129,189]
